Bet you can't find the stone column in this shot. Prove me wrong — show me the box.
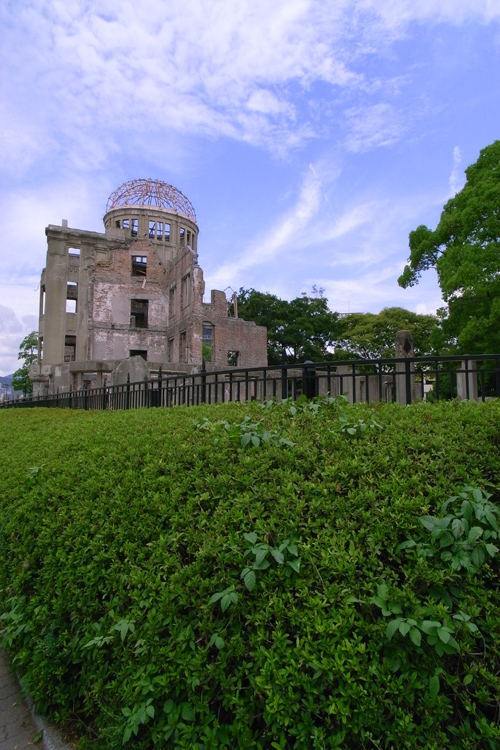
[395,330,419,405]
[457,358,478,401]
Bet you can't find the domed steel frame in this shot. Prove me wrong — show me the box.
[106,179,196,223]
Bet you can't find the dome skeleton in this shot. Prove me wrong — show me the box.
[106,179,197,223]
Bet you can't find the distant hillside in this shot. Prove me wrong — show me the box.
[0,375,13,385]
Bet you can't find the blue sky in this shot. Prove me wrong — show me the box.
[1,0,499,375]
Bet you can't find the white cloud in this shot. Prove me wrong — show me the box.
[0,305,38,376]
[207,166,324,288]
[343,103,409,153]
[448,145,464,196]
[1,0,498,171]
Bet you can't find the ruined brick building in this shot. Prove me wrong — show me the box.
[30,179,267,395]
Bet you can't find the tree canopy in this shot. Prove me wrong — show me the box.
[334,307,438,359]
[237,288,340,364]
[12,331,38,397]
[398,140,500,353]
[237,289,437,364]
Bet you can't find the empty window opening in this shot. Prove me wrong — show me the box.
[227,351,239,367]
[165,223,171,242]
[156,222,163,239]
[149,221,156,239]
[179,331,187,363]
[187,230,191,246]
[131,219,138,237]
[180,227,185,245]
[202,325,212,362]
[181,274,190,308]
[64,335,76,363]
[169,285,176,318]
[130,299,148,328]
[40,285,46,315]
[132,256,147,276]
[68,247,80,257]
[130,350,147,360]
[66,281,77,313]
[168,338,174,363]
[123,219,130,229]
[115,220,121,229]
[39,337,43,362]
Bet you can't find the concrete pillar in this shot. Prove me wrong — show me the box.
[457,358,478,401]
[395,330,418,406]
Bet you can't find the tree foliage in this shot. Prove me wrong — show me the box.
[334,307,438,359]
[398,140,500,353]
[11,331,38,397]
[237,288,340,364]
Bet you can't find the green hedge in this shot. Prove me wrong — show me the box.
[0,398,499,749]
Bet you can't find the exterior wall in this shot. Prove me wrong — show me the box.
[32,201,268,395]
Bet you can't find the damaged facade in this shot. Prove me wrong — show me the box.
[30,179,267,395]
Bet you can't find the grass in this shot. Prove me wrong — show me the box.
[0,397,499,749]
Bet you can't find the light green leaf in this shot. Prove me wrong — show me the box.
[385,619,402,641]
[438,628,451,644]
[463,674,473,686]
[399,621,411,636]
[376,583,388,600]
[429,674,440,701]
[181,703,195,722]
[398,539,416,550]
[242,569,256,592]
[420,620,441,635]
[471,546,485,568]
[163,699,175,714]
[271,549,284,565]
[467,526,483,544]
[287,557,300,573]
[244,532,257,544]
[409,627,421,647]
[486,543,499,557]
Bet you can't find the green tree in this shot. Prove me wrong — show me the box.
[334,307,438,359]
[237,288,340,364]
[12,331,38,397]
[398,140,500,354]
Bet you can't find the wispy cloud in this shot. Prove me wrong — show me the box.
[0,305,37,376]
[207,166,324,288]
[448,145,464,195]
[2,0,498,172]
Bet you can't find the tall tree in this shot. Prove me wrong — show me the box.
[12,331,38,397]
[398,140,500,353]
[334,307,438,359]
[237,288,340,364]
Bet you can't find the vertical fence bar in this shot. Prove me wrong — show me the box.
[405,359,412,405]
[281,367,287,400]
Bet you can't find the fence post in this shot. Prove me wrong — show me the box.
[457,357,478,402]
[201,359,206,404]
[126,373,130,410]
[302,360,317,399]
[281,366,288,400]
[157,366,162,407]
[395,330,415,405]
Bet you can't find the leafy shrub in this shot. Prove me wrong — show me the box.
[0,398,499,748]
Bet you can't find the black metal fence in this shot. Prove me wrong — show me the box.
[1,354,500,411]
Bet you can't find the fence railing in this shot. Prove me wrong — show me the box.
[2,354,500,411]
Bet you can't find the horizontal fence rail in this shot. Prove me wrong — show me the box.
[2,354,500,411]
